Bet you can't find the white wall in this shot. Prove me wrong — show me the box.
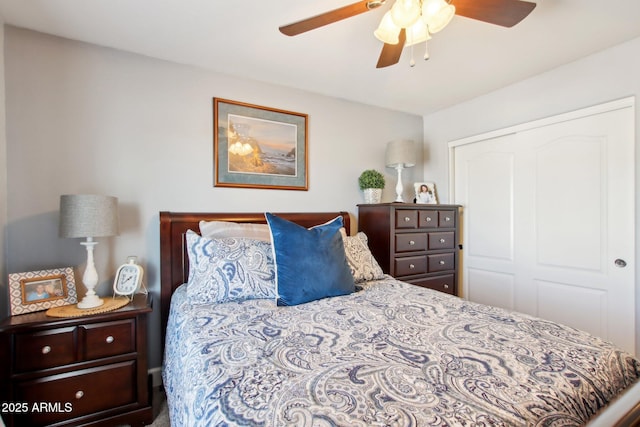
[423,36,640,355]
[2,26,423,368]
[0,18,6,322]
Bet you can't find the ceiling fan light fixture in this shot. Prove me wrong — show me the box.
[405,20,431,47]
[390,0,421,28]
[422,0,455,33]
[374,11,401,44]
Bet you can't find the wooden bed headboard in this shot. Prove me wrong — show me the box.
[159,211,351,341]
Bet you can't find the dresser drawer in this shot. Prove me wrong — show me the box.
[409,274,456,295]
[14,361,137,425]
[14,327,77,372]
[82,319,135,360]
[428,253,455,272]
[428,232,455,250]
[418,210,439,228]
[439,211,456,228]
[395,233,427,252]
[395,210,418,229]
[395,255,427,276]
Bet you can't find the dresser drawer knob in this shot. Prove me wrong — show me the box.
[426,217,432,222]
[445,216,451,222]
[439,238,446,243]
[439,260,446,265]
[443,284,449,289]
[409,240,415,245]
[404,216,411,222]
[105,335,114,344]
[409,264,415,269]
[75,391,84,400]
[41,345,51,354]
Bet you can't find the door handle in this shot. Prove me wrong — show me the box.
[614,259,627,268]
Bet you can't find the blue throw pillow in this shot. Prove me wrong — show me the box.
[265,213,355,306]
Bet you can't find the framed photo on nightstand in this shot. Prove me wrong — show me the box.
[8,267,78,315]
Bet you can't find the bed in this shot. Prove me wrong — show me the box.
[159,211,640,426]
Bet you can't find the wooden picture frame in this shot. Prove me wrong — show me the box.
[8,267,78,315]
[214,98,308,190]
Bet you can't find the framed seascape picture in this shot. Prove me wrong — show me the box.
[8,267,78,315]
[414,182,438,204]
[214,98,308,190]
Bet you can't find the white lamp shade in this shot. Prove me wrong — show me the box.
[386,140,416,168]
[59,194,119,238]
[390,0,421,28]
[374,11,401,45]
[422,0,455,33]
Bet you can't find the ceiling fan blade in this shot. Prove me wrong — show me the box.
[280,1,384,36]
[453,0,536,27]
[376,28,406,68]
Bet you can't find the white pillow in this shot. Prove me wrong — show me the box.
[199,220,271,241]
[340,228,385,283]
[185,230,276,304]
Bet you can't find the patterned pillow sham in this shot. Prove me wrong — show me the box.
[340,228,385,283]
[185,230,276,304]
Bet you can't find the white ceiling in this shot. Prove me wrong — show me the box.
[1,0,640,116]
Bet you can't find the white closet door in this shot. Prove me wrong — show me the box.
[452,101,635,355]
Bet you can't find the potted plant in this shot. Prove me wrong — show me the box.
[358,169,385,204]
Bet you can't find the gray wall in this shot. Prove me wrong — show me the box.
[422,36,640,355]
[1,26,423,369]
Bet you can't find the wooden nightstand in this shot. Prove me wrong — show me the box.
[358,203,461,295]
[0,295,153,427]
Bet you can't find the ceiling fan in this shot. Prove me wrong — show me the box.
[279,0,537,68]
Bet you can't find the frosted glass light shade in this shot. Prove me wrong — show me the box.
[405,21,431,46]
[422,0,455,33]
[386,140,416,168]
[374,11,401,44]
[390,0,421,28]
[59,194,119,238]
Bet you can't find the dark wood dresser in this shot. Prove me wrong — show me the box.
[358,203,461,295]
[0,295,153,427]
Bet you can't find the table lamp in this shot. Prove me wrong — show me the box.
[385,140,416,202]
[59,194,118,309]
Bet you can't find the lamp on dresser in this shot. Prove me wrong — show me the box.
[386,139,416,202]
[59,194,118,309]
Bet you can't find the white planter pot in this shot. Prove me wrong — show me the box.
[363,188,382,204]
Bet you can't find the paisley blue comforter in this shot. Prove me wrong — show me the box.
[163,277,639,426]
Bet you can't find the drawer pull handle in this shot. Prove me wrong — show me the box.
[42,345,51,354]
[439,260,446,265]
[443,284,449,289]
[75,391,84,400]
[426,217,432,222]
[105,335,114,344]
[409,240,415,245]
[439,238,446,243]
[445,216,451,221]
[409,264,415,269]
[404,216,411,222]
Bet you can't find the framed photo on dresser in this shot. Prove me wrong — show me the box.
[414,182,438,204]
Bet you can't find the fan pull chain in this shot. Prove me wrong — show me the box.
[424,38,430,61]
[410,44,416,67]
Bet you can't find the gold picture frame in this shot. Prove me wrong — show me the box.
[8,267,78,315]
[214,98,308,190]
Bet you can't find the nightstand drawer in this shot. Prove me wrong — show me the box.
[395,255,427,276]
[15,327,77,372]
[395,233,427,252]
[14,361,136,425]
[439,211,456,227]
[428,253,455,272]
[428,232,455,250]
[82,319,135,360]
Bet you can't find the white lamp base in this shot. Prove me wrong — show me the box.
[77,294,104,309]
[394,165,405,202]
